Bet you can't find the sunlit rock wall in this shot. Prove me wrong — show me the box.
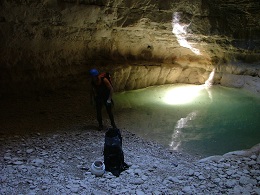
[0,0,259,96]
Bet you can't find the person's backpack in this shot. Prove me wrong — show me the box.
[103,128,125,177]
[99,72,112,85]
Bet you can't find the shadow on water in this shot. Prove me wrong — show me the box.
[113,84,260,157]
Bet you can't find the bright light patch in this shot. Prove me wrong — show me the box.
[163,85,204,105]
[172,12,201,55]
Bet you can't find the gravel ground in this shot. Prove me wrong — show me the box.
[1,126,260,195]
[0,90,259,195]
[0,127,193,194]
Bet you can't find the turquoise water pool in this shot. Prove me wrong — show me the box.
[113,84,260,157]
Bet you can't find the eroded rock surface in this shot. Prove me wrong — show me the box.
[0,0,259,96]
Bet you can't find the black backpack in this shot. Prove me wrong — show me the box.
[103,128,125,177]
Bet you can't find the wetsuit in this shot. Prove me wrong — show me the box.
[92,76,116,129]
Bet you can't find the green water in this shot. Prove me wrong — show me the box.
[113,84,260,157]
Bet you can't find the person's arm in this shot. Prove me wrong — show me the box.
[90,82,96,105]
[103,78,113,103]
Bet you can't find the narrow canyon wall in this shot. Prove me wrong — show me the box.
[0,0,259,96]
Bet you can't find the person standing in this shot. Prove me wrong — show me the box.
[90,69,117,131]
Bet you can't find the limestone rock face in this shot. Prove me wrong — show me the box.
[0,0,259,95]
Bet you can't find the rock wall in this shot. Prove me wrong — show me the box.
[0,0,259,96]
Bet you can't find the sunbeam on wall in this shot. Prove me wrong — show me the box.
[172,12,201,55]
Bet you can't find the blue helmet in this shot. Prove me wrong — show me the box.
[90,69,99,76]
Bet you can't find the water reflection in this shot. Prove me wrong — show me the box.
[204,68,215,102]
[163,85,204,105]
[170,111,197,150]
[164,68,216,105]
[114,84,260,157]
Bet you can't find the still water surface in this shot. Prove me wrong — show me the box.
[113,84,260,157]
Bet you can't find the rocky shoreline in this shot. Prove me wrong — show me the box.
[1,126,259,195]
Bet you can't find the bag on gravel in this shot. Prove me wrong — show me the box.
[103,128,126,177]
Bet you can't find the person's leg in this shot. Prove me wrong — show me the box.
[105,102,116,128]
[95,98,103,130]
